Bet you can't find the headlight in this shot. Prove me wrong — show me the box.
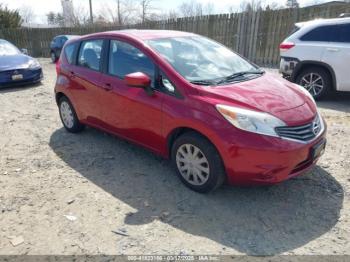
[295,84,316,106]
[216,105,286,137]
[27,59,41,69]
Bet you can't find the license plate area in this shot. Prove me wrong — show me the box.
[12,74,23,81]
[311,139,326,160]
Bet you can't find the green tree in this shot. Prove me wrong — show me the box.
[56,13,65,26]
[47,12,56,25]
[0,4,22,29]
[286,0,299,8]
[46,12,65,26]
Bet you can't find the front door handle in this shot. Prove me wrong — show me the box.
[103,83,113,91]
[326,48,339,52]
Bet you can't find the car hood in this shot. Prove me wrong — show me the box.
[0,54,33,71]
[199,72,317,125]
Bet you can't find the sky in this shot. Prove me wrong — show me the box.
[0,0,332,24]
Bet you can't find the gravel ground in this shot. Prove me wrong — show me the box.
[0,59,349,256]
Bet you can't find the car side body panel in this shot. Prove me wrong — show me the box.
[321,41,350,91]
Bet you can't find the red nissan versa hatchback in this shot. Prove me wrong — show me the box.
[55,30,327,193]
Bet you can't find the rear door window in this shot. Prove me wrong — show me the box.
[300,25,337,42]
[78,39,104,71]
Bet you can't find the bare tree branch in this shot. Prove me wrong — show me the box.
[139,0,157,22]
[99,0,138,25]
[178,0,215,17]
[19,5,34,25]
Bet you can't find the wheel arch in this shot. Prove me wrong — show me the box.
[55,92,82,119]
[166,126,222,160]
[55,92,66,105]
[291,60,337,90]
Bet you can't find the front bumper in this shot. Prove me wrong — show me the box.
[0,68,43,88]
[219,122,327,186]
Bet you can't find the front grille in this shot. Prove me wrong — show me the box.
[275,114,322,142]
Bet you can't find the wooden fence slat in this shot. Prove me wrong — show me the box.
[1,2,349,66]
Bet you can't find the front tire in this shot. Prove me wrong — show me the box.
[171,132,226,193]
[295,67,332,100]
[58,96,84,133]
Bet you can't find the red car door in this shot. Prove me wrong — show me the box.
[68,39,105,125]
[99,39,164,153]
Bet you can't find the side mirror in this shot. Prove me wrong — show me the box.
[21,48,28,55]
[125,72,153,95]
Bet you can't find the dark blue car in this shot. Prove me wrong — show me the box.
[50,35,78,62]
[0,39,43,88]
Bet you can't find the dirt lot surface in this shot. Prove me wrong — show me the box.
[0,59,349,256]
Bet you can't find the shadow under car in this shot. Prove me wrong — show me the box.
[49,127,343,255]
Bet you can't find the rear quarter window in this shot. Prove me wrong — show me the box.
[64,42,78,64]
[300,25,337,42]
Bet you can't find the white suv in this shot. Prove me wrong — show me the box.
[280,17,350,99]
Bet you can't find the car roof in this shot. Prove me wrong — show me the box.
[0,39,16,47]
[80,30,196,41]
[0,39,10,43]
[296,17,350,28]
[55,35,79,39]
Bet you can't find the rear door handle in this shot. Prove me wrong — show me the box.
[103,83,113,91]
[326,48,339,52]
[69,71,76,78]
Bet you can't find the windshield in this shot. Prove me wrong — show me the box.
[66,35,78,40]
[0,40,21,56]
[147,36,258,83]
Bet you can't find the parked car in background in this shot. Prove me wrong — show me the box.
[280,17,350,99]
[55,30,326,193]
[50,35,78,63]
[0,39,43,88]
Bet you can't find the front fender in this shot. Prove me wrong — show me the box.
[162,103,230,161]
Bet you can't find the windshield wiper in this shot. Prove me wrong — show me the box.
[190,80,217,86]
[217,70,264,84]
[190,70,264,86]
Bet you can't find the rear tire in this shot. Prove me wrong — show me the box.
[51,52,58,63]
[171,132,226,193]
[58,96,84,133]
[295,67,332,100]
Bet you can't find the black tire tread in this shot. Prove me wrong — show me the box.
[51,52,58,63]
[296,66,332,100]
[171,131,226,193]
[58,96,85,133]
